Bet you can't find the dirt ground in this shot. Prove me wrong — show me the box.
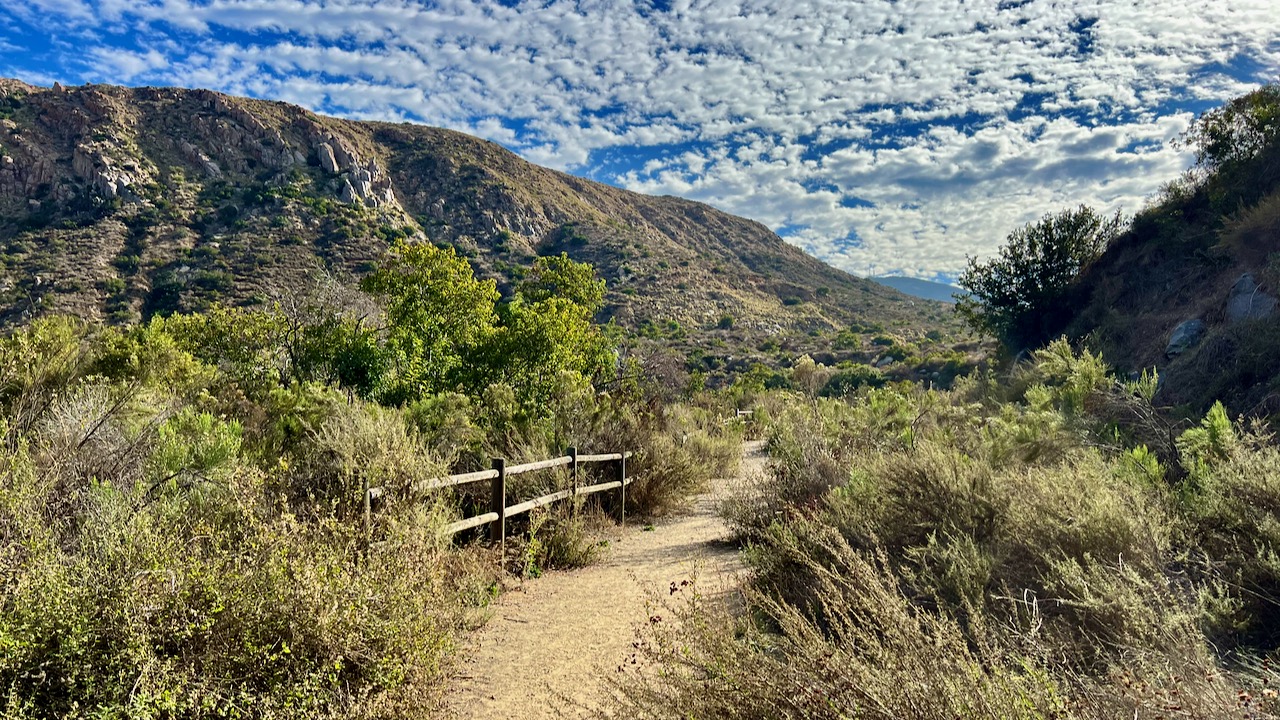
[442,440,765,719]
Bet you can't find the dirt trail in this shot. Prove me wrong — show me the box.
[443,441,764,719]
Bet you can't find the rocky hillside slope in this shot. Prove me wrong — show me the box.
[0,78,937,342]
[1062,85,1280,416]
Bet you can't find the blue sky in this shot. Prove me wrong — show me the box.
[1,0,1277,282]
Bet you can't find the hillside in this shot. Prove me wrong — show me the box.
[1063,84,1280,416]
[0,79,939,346]
[870,276,966,303]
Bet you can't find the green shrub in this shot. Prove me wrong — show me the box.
[819,363,884,397]
[511,506,605,578]
[0,412,471,718]
[623,345,1280,718]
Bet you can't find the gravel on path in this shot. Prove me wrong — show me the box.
[442,440,764,719]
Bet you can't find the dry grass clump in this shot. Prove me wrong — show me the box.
[608,340,1280,719]
[590,397,743,519]
[0,320,499,718]
[604,534,1067,720]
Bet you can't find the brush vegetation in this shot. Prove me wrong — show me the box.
[606,340,1280,719]
[0,247,741,717]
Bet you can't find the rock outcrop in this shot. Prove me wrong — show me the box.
[309,130,396,207]
[1225,273,1276,323]
[1165,319,1206,358]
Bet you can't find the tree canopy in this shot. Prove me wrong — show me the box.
[956,205,1122,351]
[359,240,613,410]
[1182,82,1280,179]
[360,240,500,403]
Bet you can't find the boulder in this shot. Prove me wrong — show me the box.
[339,178,358,204]
[200,158,222,179]
[331,140,358,171]
[317,143,339,173]
[1225,273,1276,323]
[1165,319,1206,358]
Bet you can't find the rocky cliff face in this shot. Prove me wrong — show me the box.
[0,79,933,338]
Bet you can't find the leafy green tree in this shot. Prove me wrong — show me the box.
[292,316,386,399]
[360,239,499,403]
[158,306,289,394]
[956,205,1122,351]
[1178,82,1280,210]
[477,253,614,410]
[1181,82,1280,179]
[482,296,614,409]
[518,252,606,313]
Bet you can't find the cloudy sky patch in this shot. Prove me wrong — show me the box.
[1,0,1277,281]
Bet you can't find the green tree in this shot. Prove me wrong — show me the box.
[1178,82,1280,210]
[292,316,386,399]
[479,254,614,410]
[1181,82,1280,179]
[518,252,606,313]
[956,205,1122,351]
[360,239,499,403]
[158,306,289,394]
[275,274,386,399]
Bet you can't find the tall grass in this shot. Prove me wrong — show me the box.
[607,340,1280,719]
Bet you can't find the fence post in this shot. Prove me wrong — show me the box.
[616,452,627,526]
[490,457,506,548]
[567,446,579,516]
[362,475,372,557]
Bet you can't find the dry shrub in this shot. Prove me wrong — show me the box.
[601,529,1066,720]
[589,399,742,519]
[625,425,740,518]
[0,444,473,719]
[1219,191,1280,269]
[1182,444,1280,645]
[722,390,916,541]
[641,347,1280,719]
[608,466,1276,720]
[508,505,609,578]
[291,402,444,519]
[623,432,715,517]
[37,383,154,490]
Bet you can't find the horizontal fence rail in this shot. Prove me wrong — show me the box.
[364,447,633,549]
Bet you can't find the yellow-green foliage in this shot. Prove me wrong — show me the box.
[609,343,1280,719]
[0,414,481,719]
[0,309,725,718]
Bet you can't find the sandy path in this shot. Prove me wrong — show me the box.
[442,441,764,719]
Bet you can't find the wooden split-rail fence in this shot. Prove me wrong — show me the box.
[363,447,633,548]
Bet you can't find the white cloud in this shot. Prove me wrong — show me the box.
[87,46,169,79]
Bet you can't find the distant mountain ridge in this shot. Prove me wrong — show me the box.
[0,78,939,342]
[870,276,966,303]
